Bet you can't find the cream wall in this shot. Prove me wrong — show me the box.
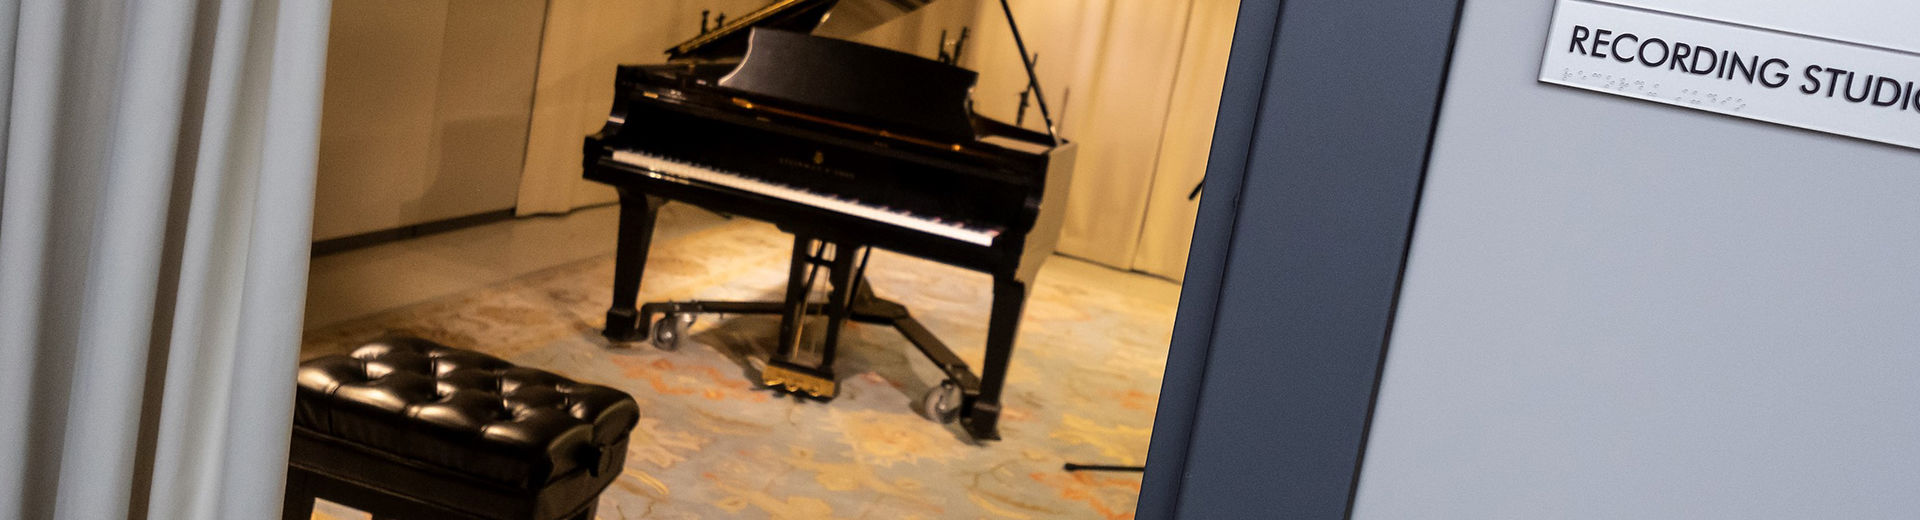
[314,0,547,240]
[515,0,775,215]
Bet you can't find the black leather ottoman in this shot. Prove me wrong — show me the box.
[284,337,639,520]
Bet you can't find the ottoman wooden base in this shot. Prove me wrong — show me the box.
[282,426,626,520]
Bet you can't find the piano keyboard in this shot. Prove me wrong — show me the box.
[609,149,1000,246]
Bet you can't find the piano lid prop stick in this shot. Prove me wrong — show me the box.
[997,0,1058,145]
[1057,86,1069,135]
[1014,53,1037,125]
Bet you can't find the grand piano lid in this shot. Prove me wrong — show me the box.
[717,28,978,143]
[668,0,1058,145]
[812,0,942,39]
[666,0,939,61]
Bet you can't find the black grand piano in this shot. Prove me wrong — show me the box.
[582,0,1072,440]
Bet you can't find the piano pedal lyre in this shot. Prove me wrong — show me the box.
[759,237,870,400]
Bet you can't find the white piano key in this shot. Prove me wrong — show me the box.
[608,149,999,247]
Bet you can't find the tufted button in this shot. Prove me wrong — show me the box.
[292,335,640,488]
[332,371,437,414]
[296,357,368,394]
[407,390,497,431]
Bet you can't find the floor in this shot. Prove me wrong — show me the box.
[304,203,731,329]
[301,205,1181,519]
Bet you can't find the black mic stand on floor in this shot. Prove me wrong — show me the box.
[1063,462,1145,473]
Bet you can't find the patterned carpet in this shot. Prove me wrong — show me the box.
[302,217,1179,519]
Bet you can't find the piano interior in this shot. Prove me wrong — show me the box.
[303,0,1238,517]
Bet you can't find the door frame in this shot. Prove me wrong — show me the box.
[1137,0,1469,518]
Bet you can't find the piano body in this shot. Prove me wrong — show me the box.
[582,0,1072,440]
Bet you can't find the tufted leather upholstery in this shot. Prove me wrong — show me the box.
[295,336,640,488]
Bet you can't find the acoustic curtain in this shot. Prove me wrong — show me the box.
[966,0,1238,280]
[0,0,330,518]
[1126,0,1240,281]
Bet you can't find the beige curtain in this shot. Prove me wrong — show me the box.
[961,0,1237,277]
[1128,0,1239,281]
[965,0,1194,269]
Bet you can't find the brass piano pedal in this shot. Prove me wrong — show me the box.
[760,361,837,399]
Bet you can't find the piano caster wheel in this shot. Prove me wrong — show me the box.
[650,312,694,351]
[918,380,962,424]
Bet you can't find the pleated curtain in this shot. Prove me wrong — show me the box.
[957,0,1239,279]
[0,0,331,518]
[1127,0,1240,282]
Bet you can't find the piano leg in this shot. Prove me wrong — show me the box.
[763,237,840,398]
[602,190,665,342]
[963,275,1027,441]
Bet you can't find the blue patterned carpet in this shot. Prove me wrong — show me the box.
[303,218,1179,519]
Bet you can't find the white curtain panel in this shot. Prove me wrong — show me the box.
[0,0,330,518]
